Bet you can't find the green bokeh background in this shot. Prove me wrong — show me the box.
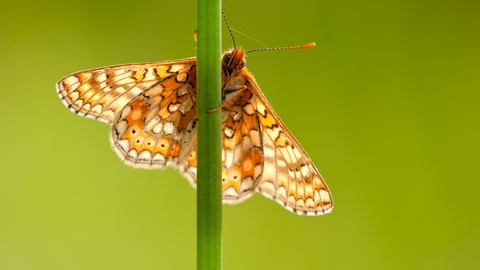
[1,0,479,269]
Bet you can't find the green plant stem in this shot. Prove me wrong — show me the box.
[197,0,222,269]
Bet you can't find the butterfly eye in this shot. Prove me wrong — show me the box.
[240,58,246,70]
[222,50,233,68]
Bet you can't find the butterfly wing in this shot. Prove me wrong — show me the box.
[220,80,264,204]
[226,68,333,216]
[56,58,199,185]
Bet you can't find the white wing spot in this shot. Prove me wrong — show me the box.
[127,149,138,159]
[176,73,187,82]
[153,153,166,164]
[319,189,332,207]
[177,84,189,97]
[63,76,80,87]
[256,102,266,115]
[275,186,287,202]
[145,115,161,132]
[72,99,83,110]
[129,87,143,96]
[168,103,180,112]
[170,64,185,72]
[145,84,164,97]
[224,127,234,138]
[153,123,163,134]
[239,177,254,194]
[115,120,128,137]
[68,91,79,102]
[224,149,235,170]
[249,130,261,147]
[95,73,107,82]
[301,165,311,178]
[90,104,103,115]
[178,65,191,73]
[138,150,152,161]
[114,69,127,76]
[287,195,296,208]
[163,121,175,135]
[79,83,92,93]
[144,68,157,80]
[223,186,239,198]
[243,103,254,115]
[120,105,132,119]
[233,111,242,121]
[117,139,130,154]
[260,181,275,194]
[99,110,114,123]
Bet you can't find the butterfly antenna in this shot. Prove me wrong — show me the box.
[224,6,266,47]
[246,42,316,54]
[222,9,237,48]
[230,27,268,48]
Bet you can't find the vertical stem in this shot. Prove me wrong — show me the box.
[197,0,222,270]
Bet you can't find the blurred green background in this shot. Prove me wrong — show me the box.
[1,0,479,269]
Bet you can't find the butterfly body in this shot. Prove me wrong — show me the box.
[57,47,333,216]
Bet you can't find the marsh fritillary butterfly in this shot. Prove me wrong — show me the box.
[56,38,333,216]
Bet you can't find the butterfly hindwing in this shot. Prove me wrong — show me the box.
[220,82,263,204]
[109,62,198,185]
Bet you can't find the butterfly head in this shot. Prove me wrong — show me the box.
[222,48,247,77]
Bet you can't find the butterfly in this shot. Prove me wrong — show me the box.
[56,43,333,216]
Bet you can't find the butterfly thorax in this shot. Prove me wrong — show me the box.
[221,48,254,107]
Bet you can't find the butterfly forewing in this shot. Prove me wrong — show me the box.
[57,48,333,216]
[251,78,332,215]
